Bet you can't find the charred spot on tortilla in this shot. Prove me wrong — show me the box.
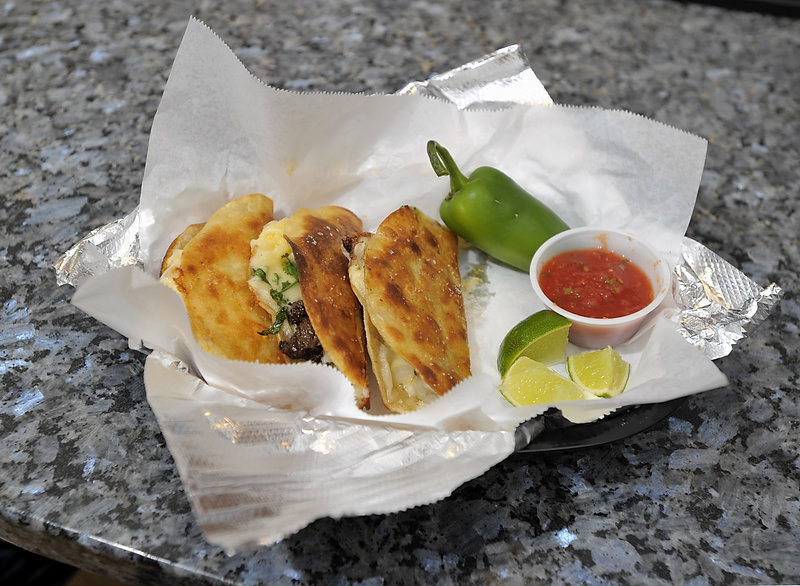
[384,282,409,308]
[160,193,286,364]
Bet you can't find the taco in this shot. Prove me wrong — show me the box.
[249,206,370,408]
[160,193,286,364]
[347,206,471,413]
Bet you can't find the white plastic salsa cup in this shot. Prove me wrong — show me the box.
[530,227,671,349]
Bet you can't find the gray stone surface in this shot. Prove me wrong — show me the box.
[1,0,797,584]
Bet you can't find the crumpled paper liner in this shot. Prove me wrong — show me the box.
[57,18,782,550]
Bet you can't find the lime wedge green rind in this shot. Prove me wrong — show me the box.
[500,356,596,407]
[497,310,571,377]
[566,346,631,398]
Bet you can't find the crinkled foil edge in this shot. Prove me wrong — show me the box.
[674,238,783,360]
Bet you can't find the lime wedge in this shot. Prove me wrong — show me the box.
[497,310,571,377]
[567,346,630,398]
[500,356,595,407]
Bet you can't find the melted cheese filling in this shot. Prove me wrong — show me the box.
[249,218,302,334]
[249,218,331,365]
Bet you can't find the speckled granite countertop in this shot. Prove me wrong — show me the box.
[1,0,797,584]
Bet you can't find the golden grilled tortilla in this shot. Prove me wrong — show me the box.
[161,193,285,364]
[160,222,204,295]
[249,206,370,408]
[348,206,471,413]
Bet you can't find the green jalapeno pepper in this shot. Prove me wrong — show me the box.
[427,140,569,272]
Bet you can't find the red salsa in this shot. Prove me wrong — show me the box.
[539,248,654,319]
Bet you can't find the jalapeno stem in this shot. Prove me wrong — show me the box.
[427,140,469,194]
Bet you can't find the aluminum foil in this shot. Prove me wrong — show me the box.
[675,238,783,360]
[55,208,140,287]
[396,44,554,109]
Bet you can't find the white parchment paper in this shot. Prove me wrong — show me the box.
[69,18,730,549]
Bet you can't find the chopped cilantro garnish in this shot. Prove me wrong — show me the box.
[253,267,270,283]
[252,254,300,336]
[281,252,299,280]
[252,254,299,307]
[258,306,288,336]
[270,287,290,307]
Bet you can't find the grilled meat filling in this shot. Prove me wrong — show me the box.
[278,300,323,362]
